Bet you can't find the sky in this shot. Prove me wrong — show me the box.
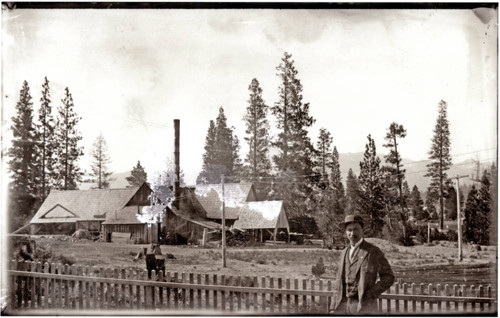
[2,8,497,186]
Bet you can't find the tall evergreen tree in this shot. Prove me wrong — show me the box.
[271,52,315,175]
[445,185,458,220]
[126,161,148,187]
[314,128,333,177]
[269,52,316,225]
[345,168,360,215]
[425,100,452,230]
[53,87,83,190]
[463,185,480,243]
[358,134,385,237]
[197,120,218,184]
[409,185,426,221]
[7,81,38,231]
[383,122,408,233]
[89,133,112,189]
[476,171,491,245]
[242,78,271,180]
[489,163,497,243]
[329,146,345,217]
[197,107,241,184]
[35,76,56,200]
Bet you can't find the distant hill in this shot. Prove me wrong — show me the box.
[339,152,487,191]
[79,171,130,190]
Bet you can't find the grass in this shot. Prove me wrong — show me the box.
[19,236,496,285]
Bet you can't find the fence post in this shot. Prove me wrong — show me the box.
[411,283,416,313]
[479,285,484,312]
[319,280,327,314]
[253,276,258,312]
[189,273,194,310]
[286,278,291,314]
[196,273,202,309]
[30,261,37,309]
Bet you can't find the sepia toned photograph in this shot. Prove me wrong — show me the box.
[1,2,497,315]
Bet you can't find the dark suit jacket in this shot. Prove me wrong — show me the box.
[330,239,395,314]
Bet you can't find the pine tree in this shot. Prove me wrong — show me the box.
[445,185,458,220]
[197,120,218,184]
[7,81,38,231]
[409,185,426,221]
[54,87,83,190]
[315,128,333,177]
[329,146,345,217]
[242,78,271,180]
[489,163,497,243]
[463,185,480,243]
[90,133,112,189]
[35,76,56,200]
[358,134,385,237]
[345,168,360,215]
[383,122,408,229]
[476,171,491,245]
[269,52,316,226]
[425,100,452,230]
[271,52,315,175]
[126,161,148,187]
[197,107,241,184]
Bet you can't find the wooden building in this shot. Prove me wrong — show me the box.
[30,183,163,243]
[163,183,289,244]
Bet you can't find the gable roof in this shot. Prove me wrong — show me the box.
[193,183,253,220]
[30,186,142,224]
[233,201,287,230]
[41,204,78,219]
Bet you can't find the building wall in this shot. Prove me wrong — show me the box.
[102,223,158,244]
[163,208,207,243]
[76,220,102,232]
[30,222,76,235]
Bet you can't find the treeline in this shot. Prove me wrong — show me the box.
[195,52,496,246]
[7,78,84,232]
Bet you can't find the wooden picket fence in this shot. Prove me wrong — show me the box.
[7,260,497,314]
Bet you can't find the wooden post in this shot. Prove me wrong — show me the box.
[427,223,431,244]
[451,175,468,261]
[202,228,208,247]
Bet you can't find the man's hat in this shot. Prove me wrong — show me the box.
[341,214,365,228]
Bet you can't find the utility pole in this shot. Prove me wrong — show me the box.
[221,174,226,268]
[451,174,468,262]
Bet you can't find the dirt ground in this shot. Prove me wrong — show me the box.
[24,236,497,288]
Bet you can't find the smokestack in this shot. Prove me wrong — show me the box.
[174,119,180,209]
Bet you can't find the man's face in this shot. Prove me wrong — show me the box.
[345,222,363,245]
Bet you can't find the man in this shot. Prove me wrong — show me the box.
[330,215,395,314]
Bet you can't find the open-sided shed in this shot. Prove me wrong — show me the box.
[232,200,290,243]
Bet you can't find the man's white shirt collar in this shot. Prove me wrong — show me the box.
[350,238,363,249]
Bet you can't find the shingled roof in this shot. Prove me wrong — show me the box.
[193,183,254,220]
[30,187,141,224]
[232,201,288,230]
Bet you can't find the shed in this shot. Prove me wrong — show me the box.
[232,200,290,243]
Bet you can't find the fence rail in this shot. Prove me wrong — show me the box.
[7,259,497,314]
